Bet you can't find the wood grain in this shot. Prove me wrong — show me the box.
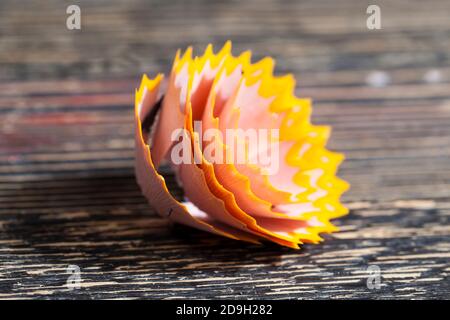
[0,0,449,299]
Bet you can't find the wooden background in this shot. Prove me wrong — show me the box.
[0,0,449,299]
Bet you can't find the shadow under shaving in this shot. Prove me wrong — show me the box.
[1,170,286,273]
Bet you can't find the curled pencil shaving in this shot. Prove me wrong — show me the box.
[135,42,349,248]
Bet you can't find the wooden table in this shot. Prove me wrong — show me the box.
[0,0,449,299]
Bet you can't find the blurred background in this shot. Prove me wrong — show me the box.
[1,0,449,201]
[0,0,449,299]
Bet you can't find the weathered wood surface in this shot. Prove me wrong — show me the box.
[0,0,449,299]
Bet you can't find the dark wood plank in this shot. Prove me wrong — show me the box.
[0,0,449,299]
